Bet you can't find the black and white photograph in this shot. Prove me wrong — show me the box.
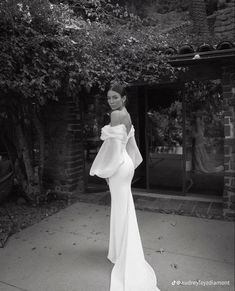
[0,0,234,290]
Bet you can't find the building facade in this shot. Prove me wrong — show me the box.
[43,3,235,220]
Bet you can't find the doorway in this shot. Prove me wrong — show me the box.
[132,83,184,194]
[132,81,224,196]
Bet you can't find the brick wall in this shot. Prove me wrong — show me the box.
[43,97,84,197]
[66,98,84,194]
[190,0,210,39]
[222,65,235,220]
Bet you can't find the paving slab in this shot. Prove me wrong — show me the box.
[0,202,234,291]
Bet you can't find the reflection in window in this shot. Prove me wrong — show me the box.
[185,79,224,195]
[147,100,183,155]
[146,87,183,192]
[191,112,224,173]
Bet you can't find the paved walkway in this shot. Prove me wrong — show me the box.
[0,201,234,291]
[78,190,225,220]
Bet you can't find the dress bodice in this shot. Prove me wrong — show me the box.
[101,124,134,146]
[89,124,143,179]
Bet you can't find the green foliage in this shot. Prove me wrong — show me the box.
[0,0,180,104]
[185,80,223,117]
[148,101,183,146]
[50,0,142,25]
[185,80,224,138]
[78,23,179,90]
[0,1,84,106]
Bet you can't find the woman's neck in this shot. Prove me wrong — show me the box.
[112,106,126,112]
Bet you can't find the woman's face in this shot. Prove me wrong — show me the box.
[107,90,125,110]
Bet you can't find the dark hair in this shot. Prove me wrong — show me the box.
[109,82,126,97]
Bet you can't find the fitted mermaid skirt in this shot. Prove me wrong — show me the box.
[107,150,160,291]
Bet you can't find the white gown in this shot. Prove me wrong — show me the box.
[90,124,161,291]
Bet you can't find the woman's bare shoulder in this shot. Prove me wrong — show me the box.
[110,110,121,118]
[110,110,131,128]
[110,110,121,126]
[111,110,128,126]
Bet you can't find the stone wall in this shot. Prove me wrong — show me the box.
[222,65,235,220]
[43,97,84,197]
[208,1,235,40]
[165,2,235,42]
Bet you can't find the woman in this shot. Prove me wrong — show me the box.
[90,83,160,291]
[192,113,223,173]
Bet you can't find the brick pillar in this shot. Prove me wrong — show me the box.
[190,0,210,41]
[65,98,85,194]
[222,65,235,220]
[43,97,84,197]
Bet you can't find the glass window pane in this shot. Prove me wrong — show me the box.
[147,86,183,193]
[185,79,224,195]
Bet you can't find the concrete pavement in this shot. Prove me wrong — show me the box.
[0,201,234,291]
